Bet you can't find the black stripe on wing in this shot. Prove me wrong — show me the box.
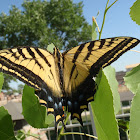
[35,48,51,67]
[0,46,54,89]
[90,37,140,76]
[72,43,85,63]
[17,47,44,70]
[83,38,115,61]
[83,41,95,61]
[0,56,43,89]
[17,48,26,58]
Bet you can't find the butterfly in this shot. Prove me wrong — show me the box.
[0,37,139,130]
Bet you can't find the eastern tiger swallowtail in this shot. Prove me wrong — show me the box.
[0,37,139,130]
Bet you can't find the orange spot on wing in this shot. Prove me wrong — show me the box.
[62,106,64,110]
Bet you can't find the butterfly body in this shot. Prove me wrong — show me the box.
[37,47,97,126]
[0,37,139,130]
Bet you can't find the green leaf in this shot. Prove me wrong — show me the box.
[0,106,16,140]
[0,72,4,92]
[129,84,140,140]
[124,64,140,94]
[47,43,55,53]
[22,85,54,128]
[130,0,140,25]
[103,66,121,114]
[91,70,119,140]
[16,130,26,140]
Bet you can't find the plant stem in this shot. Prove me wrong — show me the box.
[25,133,41,140]
[57,112,71,140]
[99,0,118,39]
[16,132,40,139]
[107,0,118,11]
[61,132,98,139]
[99,0,109,39]
[130,50,140,53]
[92,16,100,33]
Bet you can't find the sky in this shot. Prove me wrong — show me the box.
[75,0,140,72]
[0,0,139,73]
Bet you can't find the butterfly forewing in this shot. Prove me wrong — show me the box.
[0,47,62,96]
[63,37,140,94]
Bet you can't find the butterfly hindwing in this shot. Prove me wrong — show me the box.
[66,76,97,125]
[35,88,65,130]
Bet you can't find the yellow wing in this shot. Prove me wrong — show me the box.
[63,37,140,94]
[0,47,62,97]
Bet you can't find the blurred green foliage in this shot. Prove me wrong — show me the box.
[0,0,91,50]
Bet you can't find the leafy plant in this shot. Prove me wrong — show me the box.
[22,85,54,128]
[91,68,120,140]
[16,129,40,140]
[124,65,140,140]
[0,106,16,140]
[129,0,140,25]
[0,73,16,140]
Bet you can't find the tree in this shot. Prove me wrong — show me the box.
[17,84,24,94]
[0,0,92,90]
[0,0,92,50]
[2,74,17,91]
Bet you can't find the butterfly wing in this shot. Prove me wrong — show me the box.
[0,46,64,129]
[63,37,140,123]
[63,37,140,94]
[0,47,62,95]
[35,88,64,131]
